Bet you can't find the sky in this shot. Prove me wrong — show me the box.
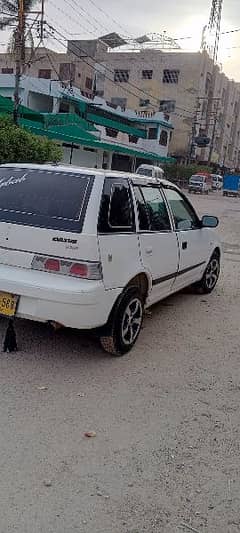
[1,0,240,81]
[45,0,240,81]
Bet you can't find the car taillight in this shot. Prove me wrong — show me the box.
[44,258,60,272]
[70,263,88,277]
[31,255,102,280]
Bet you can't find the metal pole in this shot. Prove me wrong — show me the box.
[69,143,74,165]
[208,98,220,164]
[40,0,45,42]
[14,0,24,125]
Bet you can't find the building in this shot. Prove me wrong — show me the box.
[2,35,240,169]
[0,75,174,170]
[0,47,95,99]
[79,36,240,169]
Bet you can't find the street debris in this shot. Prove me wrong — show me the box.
[84,431,96,438]
[179,523,200,533]
[43,480,52,487]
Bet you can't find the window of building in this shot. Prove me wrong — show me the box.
[159,99,176,113]
[78,72,81,78]
[1,67,13,74]
[38,69,51,79]
[159,130,168,146]
[59,63,76,82]
[111,97,127,110]
[59,101,70,113]
[148,128,158,140]
[162,69,180,84]
[164,188,200,230]
[114,69,129,82]
[95,90,104,97]
[105,127,118,138]
[129,135,138,143]
[139,98,150,107]
[134,186,171,232]
[142,69,153,80]
[85,77,93,90]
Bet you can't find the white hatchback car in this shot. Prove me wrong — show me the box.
[0,164,221,355]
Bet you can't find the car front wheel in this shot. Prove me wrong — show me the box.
[100,287,144,356]
[193,251,220,294]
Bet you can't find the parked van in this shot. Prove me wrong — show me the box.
[211,174,223,190]
[188,173,213,194]
[136,165,164,180]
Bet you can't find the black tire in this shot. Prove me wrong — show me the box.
[193,251,220,294]
[100,287,144,356]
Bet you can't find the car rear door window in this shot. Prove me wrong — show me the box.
[134,185,171,231]
[0,167,93,232]
[98,178,135,233]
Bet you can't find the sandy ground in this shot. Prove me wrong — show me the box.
[0,193,240,533]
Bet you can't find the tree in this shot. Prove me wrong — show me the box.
[0,115,63,164]
[0,1,38,60]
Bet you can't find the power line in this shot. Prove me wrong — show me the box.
[47,0,100,38]
[45,22,195,119]
[83,0,132,37]
[64,0,111,35]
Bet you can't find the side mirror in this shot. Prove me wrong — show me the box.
[201,215,219,228]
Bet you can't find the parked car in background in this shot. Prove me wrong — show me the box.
[0,164,221,356]
[188,173,213,194]
[223,174,240,197]
[136,164,164,179]
[211,174,223,190]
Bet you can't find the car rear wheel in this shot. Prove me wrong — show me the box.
[193,251,220,294]
[100,287,144,356]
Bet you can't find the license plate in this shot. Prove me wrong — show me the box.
[0,292,19,317]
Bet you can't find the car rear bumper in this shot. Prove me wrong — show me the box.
[0,264,121,329]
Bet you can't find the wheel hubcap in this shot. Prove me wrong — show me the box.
[205,258,220,289]
[121,298,143,346]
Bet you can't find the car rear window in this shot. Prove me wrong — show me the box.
[0,168,94,232]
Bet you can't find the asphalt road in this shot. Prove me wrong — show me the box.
[0,193,240,533]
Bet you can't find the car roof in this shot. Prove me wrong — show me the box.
[0,163,177,189]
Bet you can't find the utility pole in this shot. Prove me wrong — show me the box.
[14,0,24,125]
[188,97,199,163]
[40,0,45,42]
[208,97,220,164]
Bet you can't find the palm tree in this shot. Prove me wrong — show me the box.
[0,1,38,64]
[0,1,39,122]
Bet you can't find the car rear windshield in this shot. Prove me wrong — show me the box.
[137,168,153,177]
[0,168,93,232]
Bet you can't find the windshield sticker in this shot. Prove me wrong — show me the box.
[0,173,28,189]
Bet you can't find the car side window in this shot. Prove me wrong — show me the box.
[134,185,171,231]
[164,188,200,230]
[98,178,135,233]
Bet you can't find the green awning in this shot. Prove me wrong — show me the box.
[21,118,97,143]
[0,93,44,122]
[0,94,174,163]
[20,118,174,162]
[87,112,147,139]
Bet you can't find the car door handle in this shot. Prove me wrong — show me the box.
[182,241,188,250]
[145,247,153,255]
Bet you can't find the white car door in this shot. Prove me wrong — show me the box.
[163,187,211,290]
[98,177,141,290]
[133,184,179,305]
